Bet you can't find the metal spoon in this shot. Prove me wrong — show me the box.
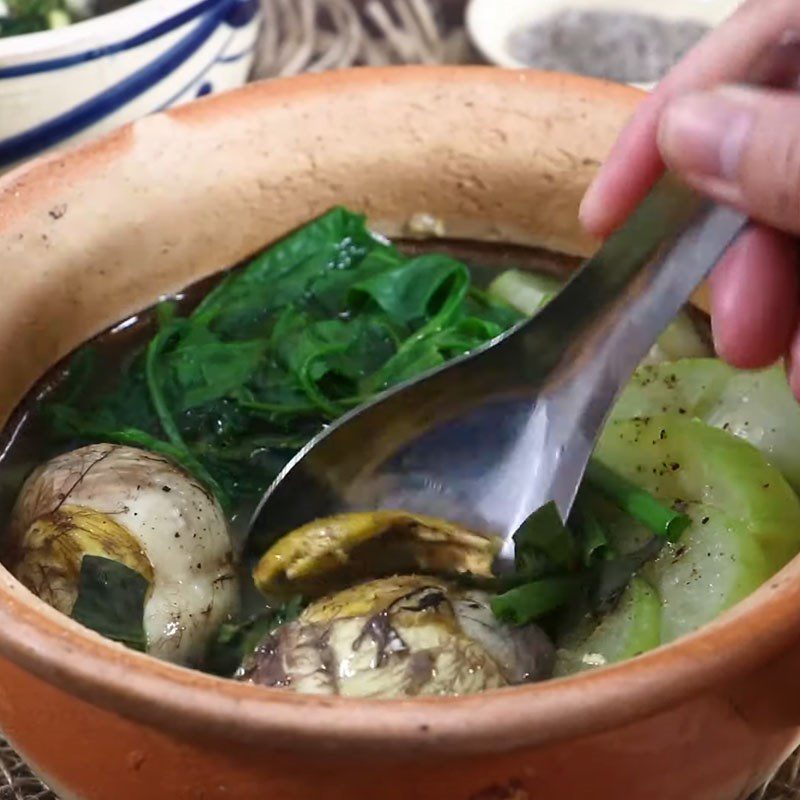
[249,175,747,569]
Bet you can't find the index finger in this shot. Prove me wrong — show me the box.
[579,0,800,238]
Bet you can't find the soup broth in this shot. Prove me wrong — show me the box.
[3,208,798,701]
[0,238,577,531]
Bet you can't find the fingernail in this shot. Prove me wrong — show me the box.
[709,296,732,363]
[708,253,736,363]
[710,317,730,363]
[579,115,640,233]
[658,88,755,180]
[578,180,602,229]
[788,346,800,402]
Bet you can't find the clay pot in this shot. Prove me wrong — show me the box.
[0,67,796,800]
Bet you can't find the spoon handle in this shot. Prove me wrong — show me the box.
[251,177,748,555]
[504,176,748,530]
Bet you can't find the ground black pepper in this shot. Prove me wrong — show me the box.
[508,10,710,83]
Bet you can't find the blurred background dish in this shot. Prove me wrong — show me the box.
[0,0,260,171]
[466,0,745,90]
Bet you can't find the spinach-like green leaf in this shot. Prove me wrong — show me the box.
[193,207,392,338]
[42,207,524,517]
[166,336,268,412]
[205,596,303,677]
[349,255,469,326]
[514,500,578,576]
[71,556,149,651]
[310,247,405,314]
[489,496,666,626]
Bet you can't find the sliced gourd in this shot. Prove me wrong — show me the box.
[638,313,712,366]
[488,269,562,316]
[612,359,800,492]
[554,577,661,676]
[595,414,800,643]
[489,270,710,365]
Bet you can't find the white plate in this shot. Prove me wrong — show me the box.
[0,0,261,171]
[466,0,745,90]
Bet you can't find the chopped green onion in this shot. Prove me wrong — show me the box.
[573,495,610,567]
[491,576,582,626]
[586,459,690,542]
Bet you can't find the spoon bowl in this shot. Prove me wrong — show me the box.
[251,177,747,566]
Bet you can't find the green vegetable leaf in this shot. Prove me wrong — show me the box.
[349,255,469,327]
[41,208,525,517]
[205,596,303,676]
[192,207,391,337]
[52,346,98,406]
[71,556,149,651]
[490,503,584,626]
[513,500,578,576]
[310,248,406,314]
[166,336,268,411]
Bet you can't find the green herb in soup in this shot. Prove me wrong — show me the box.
[71,556,149,651]
[44,208,522,512]
[4,207,800,700]
[205,595,303,678]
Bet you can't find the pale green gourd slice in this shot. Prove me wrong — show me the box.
[554,577,661,676]
[595,415,800,643]
[487,269,561,316]
[488,270,710,364]
[612,359,800,492]
[638,313,711,366]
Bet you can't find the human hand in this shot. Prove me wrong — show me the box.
[579,0,800,396]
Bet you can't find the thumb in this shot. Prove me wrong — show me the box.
[657,85,800,235]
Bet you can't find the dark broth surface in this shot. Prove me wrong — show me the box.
[0,239,578,544]
[5,219,798,697]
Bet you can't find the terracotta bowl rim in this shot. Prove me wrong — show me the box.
[1,65,799,755]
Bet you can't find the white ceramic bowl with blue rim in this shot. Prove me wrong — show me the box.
[0,0,261,171]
